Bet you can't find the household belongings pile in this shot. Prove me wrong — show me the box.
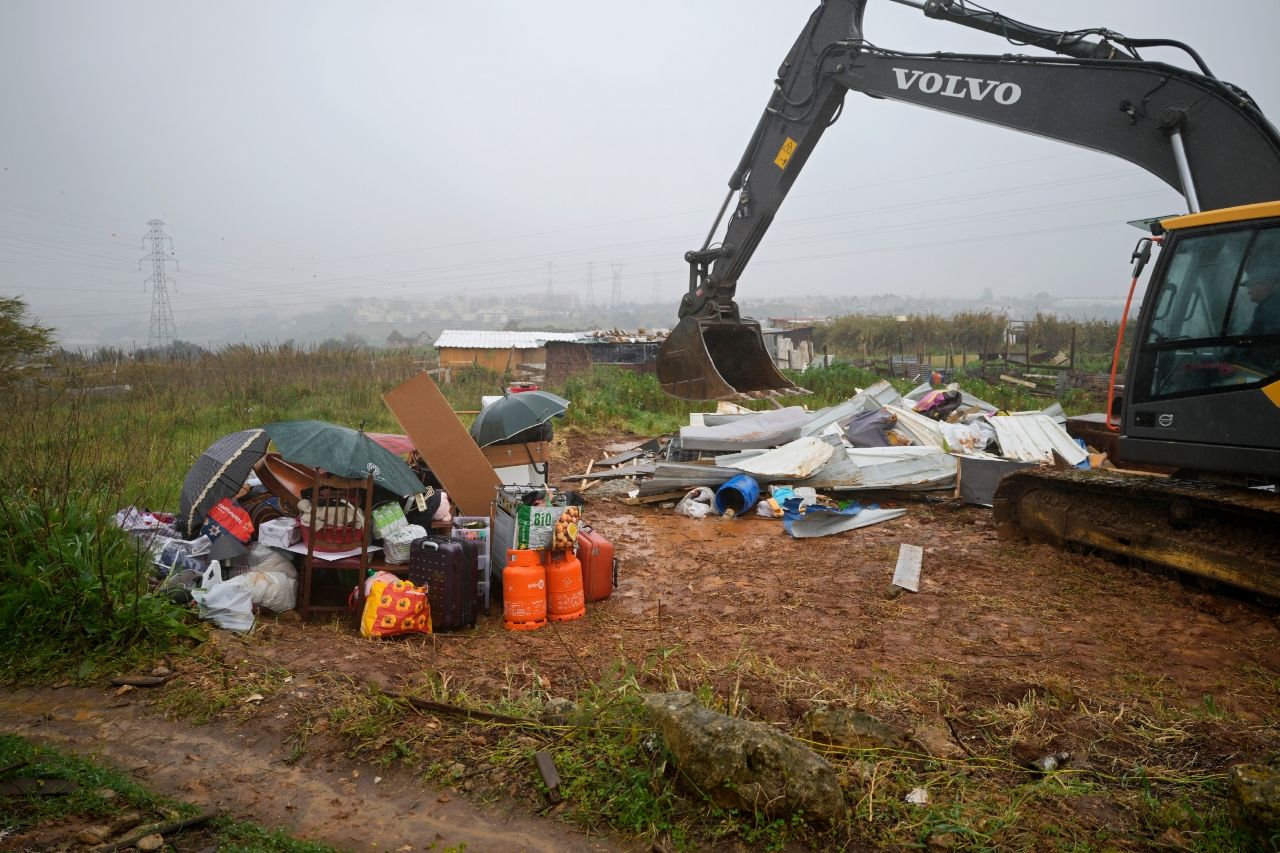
[565,380,1088,536]
[116,409,474,635]
[488,485,616,633]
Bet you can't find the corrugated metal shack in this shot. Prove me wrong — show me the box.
[433,330,587,375]
[545,338,660,386]
[761,326,815,371]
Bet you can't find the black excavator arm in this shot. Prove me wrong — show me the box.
[658,0,1280,401]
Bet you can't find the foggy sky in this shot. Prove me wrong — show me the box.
[3,0,1279,346]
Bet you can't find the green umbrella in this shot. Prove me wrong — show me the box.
[469,390,569,447]
[262,420,425,497]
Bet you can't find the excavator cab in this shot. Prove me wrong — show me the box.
[657,314,802,401]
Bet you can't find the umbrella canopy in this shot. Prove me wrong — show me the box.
[180,428,270,538]
[469,390,569,447]
[263,420,425,497]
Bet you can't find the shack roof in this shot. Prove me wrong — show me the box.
[433,329,589,350]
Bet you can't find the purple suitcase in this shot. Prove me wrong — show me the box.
[407,536,478,631]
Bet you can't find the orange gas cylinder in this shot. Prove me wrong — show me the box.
[546,549,586,622]
[504,549,547,631]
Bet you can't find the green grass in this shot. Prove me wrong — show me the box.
[0,733,339,852]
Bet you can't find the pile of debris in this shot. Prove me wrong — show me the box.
[567,380,1092,535]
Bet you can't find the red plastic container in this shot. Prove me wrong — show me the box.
[300,523,365,554]
[576,527,616,602]
[508,382,539,394]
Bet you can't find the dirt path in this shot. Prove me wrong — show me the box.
[0,688,619,853]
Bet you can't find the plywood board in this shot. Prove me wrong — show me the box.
[384,372,501,517]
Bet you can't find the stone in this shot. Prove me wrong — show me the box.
[1228,759,1280,843]
[799,705,912,752]
[106,812,144,835]
[643,691,844,824]
[136,833,165,852]
[76,825,111,845]
[913,721,964,760]
[541,697,578,727]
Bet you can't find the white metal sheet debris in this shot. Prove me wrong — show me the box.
[733,436,836,480]
[801,381,902,437]
[679,406,810,451]
[886,405,947,449]
[892,544,923,592]
[989,415,1087,465]
[806,446,957,491]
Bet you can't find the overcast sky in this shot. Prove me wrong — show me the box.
[3,0,1279,345]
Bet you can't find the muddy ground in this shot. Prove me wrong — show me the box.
[3,432,1278,850]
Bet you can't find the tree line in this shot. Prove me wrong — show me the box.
[814,311,1136,360]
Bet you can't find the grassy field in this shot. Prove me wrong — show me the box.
[1,346,1148,851]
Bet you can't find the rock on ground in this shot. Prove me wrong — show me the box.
[799,705,912,752]
[643,691,844,824]
[1229,759,1280,843]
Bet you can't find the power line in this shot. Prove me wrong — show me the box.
[141,219,178,348]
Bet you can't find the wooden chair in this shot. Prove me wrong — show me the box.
[297,471,374,623]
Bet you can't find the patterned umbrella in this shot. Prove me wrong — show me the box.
[179,428,270,538]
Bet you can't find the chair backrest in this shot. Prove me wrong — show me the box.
[302,471,375,560]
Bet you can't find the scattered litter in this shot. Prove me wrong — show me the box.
[906,787,929,805]
[784,503,907,538]
[675,487,715,519]
[1030,751,1071,773]
[891,544,923,592]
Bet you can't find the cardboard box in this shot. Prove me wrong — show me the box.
[258,517,301,549]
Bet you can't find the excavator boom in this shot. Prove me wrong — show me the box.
[658,0,1280,401]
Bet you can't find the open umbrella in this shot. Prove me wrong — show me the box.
[262,420,425,497]
[469,390,569,448]
[180,428,270,538]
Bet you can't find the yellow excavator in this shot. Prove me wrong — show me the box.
[656,0,1280,597]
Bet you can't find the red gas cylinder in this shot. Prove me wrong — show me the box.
[545,549,586,622]
[504,549,547,631]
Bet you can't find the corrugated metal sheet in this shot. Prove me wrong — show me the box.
[989,415,1087,465]
[433,329,588,350]
[733,437,835,480]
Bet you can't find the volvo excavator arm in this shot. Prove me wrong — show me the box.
[657,0,1280,401]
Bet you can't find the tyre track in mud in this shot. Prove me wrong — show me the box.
[0,688,621,853]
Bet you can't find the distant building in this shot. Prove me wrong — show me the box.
[761,326,814,371]
[433,329,588,375]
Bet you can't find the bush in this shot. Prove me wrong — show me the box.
[0,495,195,682]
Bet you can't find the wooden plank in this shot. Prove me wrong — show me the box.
[892,544,923,592]
[999,373,1037,389]
[384,372,501,517]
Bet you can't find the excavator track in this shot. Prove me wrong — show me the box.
[992,469,1280,600]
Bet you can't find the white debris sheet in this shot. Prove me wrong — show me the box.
[731,436,836,480]
[892,544,923,592]
[989,415,1087,465]
[807,446,958,491]
[679,406,810,451]
[801,380,902,437]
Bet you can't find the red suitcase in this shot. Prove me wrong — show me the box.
[576,527,616,602]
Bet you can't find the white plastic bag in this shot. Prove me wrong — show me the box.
[246,542,297,579]
[240,570,296,613]
[675,487,715,519]
[197,574,255,633]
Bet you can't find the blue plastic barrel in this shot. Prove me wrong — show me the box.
[714,474,761,516]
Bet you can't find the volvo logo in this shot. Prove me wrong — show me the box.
[892,68,1023,105]
[1157,413,1175,427]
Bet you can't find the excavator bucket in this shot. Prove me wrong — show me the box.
[657,315,806,401]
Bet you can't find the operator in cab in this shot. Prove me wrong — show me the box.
[1246,276,1280,335]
